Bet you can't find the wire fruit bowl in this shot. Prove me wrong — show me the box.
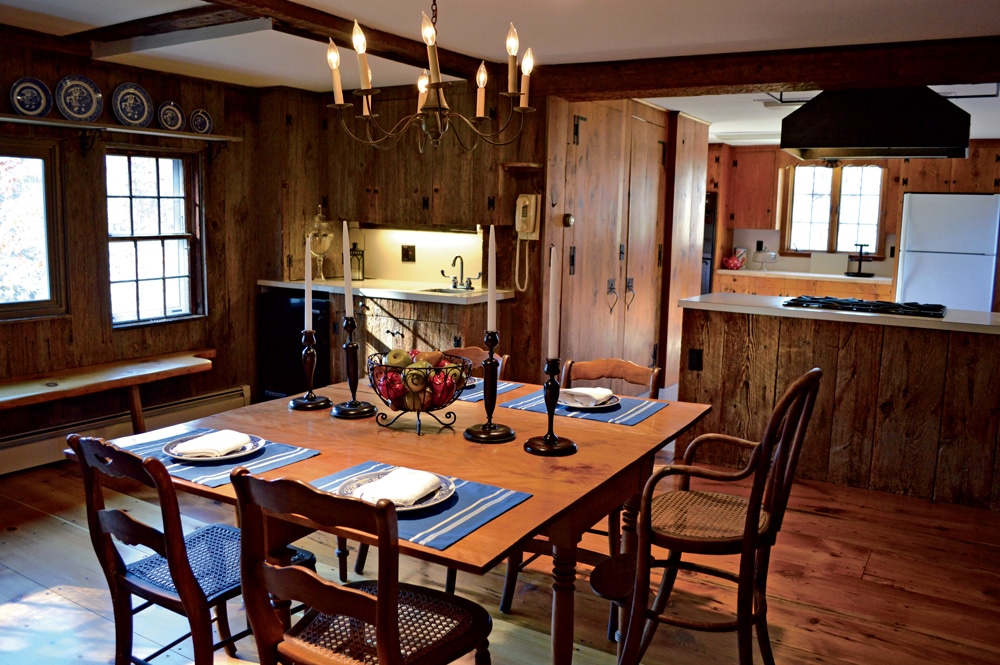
[367,352,473,434]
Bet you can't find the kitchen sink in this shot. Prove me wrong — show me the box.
[421,287,482,295]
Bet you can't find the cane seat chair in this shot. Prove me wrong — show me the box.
[499,358,662,618]
[231,467,493,665]
[68,434,314,665]
[590,367,822,665]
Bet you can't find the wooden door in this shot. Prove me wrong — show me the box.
[558,101,628,367]
[431,84,477,227]
[367,96,432,226]
[620,111,667,395]
[729,147,778,229]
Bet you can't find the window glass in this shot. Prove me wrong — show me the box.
[835,165,883,252]
[785,164,884,255]
[789,166,831,252]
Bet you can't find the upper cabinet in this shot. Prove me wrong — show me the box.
[727,146,780,229]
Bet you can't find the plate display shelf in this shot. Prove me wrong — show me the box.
[0,112,242,153]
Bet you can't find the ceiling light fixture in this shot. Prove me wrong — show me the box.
[327,3,534,151]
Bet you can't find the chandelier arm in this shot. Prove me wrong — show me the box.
[450,111,526,146]
[337,108,412,148]
[448,120,480,152]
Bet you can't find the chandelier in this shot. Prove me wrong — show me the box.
[326,4,534,151]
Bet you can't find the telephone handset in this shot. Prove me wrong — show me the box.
[515,194,540,240]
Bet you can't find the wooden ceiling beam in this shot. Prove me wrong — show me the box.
[68,7,259,43]
[205,0,488,79]
[533,36,1000,100]
[0,23,90,57]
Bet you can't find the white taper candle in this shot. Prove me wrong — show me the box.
[488,226,497,330]
[343,220,353,318]
[547,245,559,359]
[304,233,313,330]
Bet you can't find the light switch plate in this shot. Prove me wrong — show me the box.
[402,245,416,262]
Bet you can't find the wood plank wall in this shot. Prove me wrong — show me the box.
[679,308,1000,510]
[0,42,276,437]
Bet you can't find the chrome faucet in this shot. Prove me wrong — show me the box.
[452,255,464,284]
[440,255,481,289]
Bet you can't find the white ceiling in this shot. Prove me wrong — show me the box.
[2,0,999,143]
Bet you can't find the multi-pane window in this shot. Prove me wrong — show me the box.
[0,139,65,320]
[785,164,884,254]
[106,151,202,325]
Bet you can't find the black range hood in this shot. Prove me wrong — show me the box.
[780,87,970,160]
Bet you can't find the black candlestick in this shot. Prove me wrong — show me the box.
[524,357,577,456]
[289,329,332,411]
[331,315,376,419]
[464,331,516,443]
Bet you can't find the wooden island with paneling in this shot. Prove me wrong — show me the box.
[677,293,1000,511]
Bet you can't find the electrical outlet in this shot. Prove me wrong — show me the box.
[402,245,416,262]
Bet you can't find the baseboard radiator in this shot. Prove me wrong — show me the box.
[0,385,251,475]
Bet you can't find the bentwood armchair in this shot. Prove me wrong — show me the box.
[590,367,822,665]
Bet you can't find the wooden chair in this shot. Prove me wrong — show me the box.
[590,367,822,665]
[67,434,310,664]
[231,467,493,665]
[499,357,661,618]
[348,344,511,588]
[561,357,660,398]
[443,345,510,380]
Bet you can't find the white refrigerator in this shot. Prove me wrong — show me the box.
[896,193,1000,311]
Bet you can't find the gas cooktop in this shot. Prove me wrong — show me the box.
[783,296,947,318]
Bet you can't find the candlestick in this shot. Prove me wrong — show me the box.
[547,245,559,359]
[342,220,353,317]
[476,62,487,117]
[519,47,533,108]
[331,316,376,419]
[327,39,344,105]
[421,12,442,84]
[289,329,332,411]
[488,226,497,330]
[524,357,576,456]
[353,20,371,90]
[464,331,516,443]
[304,233,313,331]
[506,23,518,94]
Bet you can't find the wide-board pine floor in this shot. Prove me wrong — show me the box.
[1,455,999,665]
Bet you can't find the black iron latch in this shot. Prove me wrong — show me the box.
[573,115,587,145]
[569,246,576,275]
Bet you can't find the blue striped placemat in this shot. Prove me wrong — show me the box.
[500,389,668,426]
[119,427,320,488]
[310,461,531,550]
[457,381,522,402]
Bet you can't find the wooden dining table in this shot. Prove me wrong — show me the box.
[111,381,710,665]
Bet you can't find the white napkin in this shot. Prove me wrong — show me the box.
[170,430,251,458]
[352,467,441,507]
[559,387,614,407]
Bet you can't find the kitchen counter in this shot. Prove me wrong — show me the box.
[258,279,516,306]
[680,292,1000,335]
[716,269,893,284]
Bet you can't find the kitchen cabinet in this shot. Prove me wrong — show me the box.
[714,270,894,300]
[727,146,779,229]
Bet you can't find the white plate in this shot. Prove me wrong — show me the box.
[190,108,213,134]
[55,74,103,122]
[558,395,621,411]
[112,82,153,127]
[162,433,266,463]
[336,470,456,512]
[10,77,52,117]
[157,101,185,131]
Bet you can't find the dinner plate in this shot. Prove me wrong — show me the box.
[336,470,456,512]
[558,395,621,411]
[10,77,52,117]
[55,74,103,122]
[162,433,266,463]
[190,108,213,134]
[157,101,185,131]
[112,82,153,127]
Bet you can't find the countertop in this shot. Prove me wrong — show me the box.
[716,269,893,284]
[679,293,1000,335]
[258,278,516,306]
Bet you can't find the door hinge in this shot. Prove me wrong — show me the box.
[573,115,587,145]
[995,178,1000,188]
[659,140,667,166]
[487,196,495,210]
[657,244,663,267]
[453,335,462,347]
[569,246,576,275]
[619,244,626,261]
[422,196,430,210]
[651,343,658,368]
[732,159,738,168]
[286,254,293,269]
[714,154,720,164]
[902,177,908,187]
[285,114,292,126]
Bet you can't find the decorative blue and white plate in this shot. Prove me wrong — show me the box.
[55,75,103,122]
[112,82,153,127]
[190,108,213,134]
[157,101,185,131]
[10,77,52,117]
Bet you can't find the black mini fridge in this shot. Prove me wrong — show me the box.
[256,290,331,400]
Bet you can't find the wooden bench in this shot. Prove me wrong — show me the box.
[0,349,216,434]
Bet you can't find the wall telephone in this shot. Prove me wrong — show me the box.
[515,194,540,240]
[514,194,541,292]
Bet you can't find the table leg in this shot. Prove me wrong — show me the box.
[616,493,641,657]
[127,385,146,433]
[551,542,577,665]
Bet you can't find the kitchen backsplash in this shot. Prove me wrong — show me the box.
[356,227,484,283]
[731,229,895,277]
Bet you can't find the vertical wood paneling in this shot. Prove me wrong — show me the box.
[937,332,1000,507]
[871,327,948,499]
[828,323,882,488]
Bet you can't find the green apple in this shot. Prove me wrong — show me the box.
[403,360,433,392]
[385,348,411,368]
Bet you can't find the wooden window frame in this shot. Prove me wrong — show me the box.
[105,144,206,328]
[0,137,67,322]
[780,161,889,259]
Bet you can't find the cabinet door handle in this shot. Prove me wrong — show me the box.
[625,277,636,311]
[607,278,619,314]
[386,330,403,338]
